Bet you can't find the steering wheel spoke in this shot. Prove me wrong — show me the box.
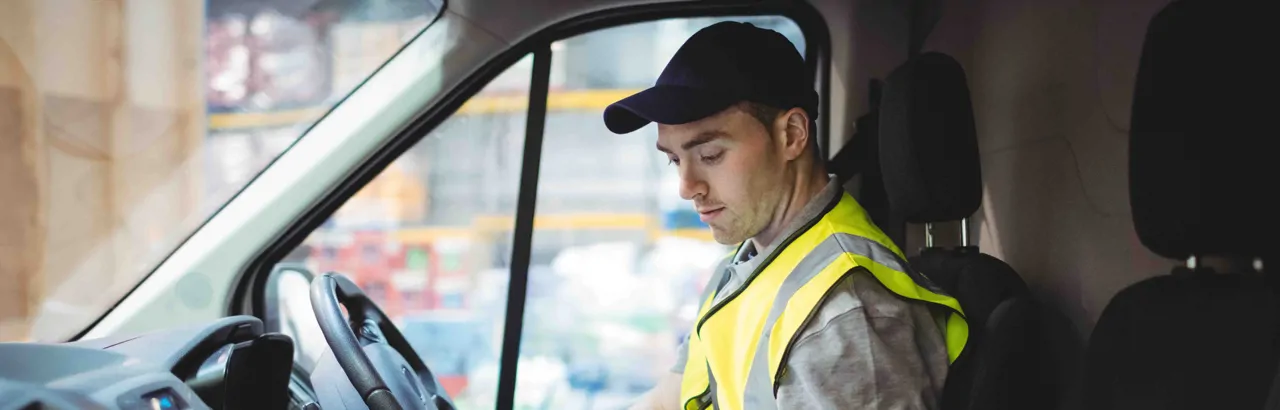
[309,273,456,410]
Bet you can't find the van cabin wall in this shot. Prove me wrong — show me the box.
[916,0,1178,340]
[826,0,1179,342]
[818,2,1184,407]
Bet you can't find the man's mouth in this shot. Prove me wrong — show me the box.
[698,207,724,223]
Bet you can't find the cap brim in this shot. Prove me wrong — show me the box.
[603,86,740,134]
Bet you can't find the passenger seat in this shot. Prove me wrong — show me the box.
[1082,1,1276,409]
[876,52,1048,410]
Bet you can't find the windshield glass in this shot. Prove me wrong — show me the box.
[0,0,441,342]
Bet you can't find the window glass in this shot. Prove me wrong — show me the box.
[1,0,439,342]
[285,53,534,409]
[515,16,806,408]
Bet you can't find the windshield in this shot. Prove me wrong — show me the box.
[0,0,441,342]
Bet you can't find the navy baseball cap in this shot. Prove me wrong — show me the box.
[603,21,818,134]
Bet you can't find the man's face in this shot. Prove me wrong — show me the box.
[657,105,787,245]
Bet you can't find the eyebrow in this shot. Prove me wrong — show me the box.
[656,131,729,154]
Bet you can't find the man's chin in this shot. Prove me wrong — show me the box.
[709,228,746,246]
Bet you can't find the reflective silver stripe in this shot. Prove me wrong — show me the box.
[692,258,731,408]
[741,238,845,409]
[742,329,782,409]
[830,232,944,292]
[742,232,932,408]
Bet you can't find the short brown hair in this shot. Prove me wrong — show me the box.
[742,102,785,131]
[741,102,822,160]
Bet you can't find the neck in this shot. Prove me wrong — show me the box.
[751,168,830,250]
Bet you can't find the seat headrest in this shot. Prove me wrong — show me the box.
[1129,0,1273,260]
[878,52,982,223]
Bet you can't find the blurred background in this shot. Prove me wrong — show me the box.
[0,1,801,408]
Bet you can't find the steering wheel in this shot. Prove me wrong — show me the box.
[310,272,456,410]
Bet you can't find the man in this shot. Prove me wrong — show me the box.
[603,22,968,409]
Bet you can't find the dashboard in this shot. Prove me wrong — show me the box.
[0,316,305,410]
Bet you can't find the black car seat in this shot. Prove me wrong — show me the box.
[1081,1,1276,409]
[876,52,1047,410]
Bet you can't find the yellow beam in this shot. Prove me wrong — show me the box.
[207,106,330,130]
[471,212,653,231]
[382,213,717,244]
[542,88,639,112]
[207,88,642,130]
[394,227,476,242]
[651,228,715,242]
[390,226,716,245]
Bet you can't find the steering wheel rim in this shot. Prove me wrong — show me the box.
[310,273,454,410]
[310,273,401,409]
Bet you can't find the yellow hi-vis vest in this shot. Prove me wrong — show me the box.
[678,192,969,410]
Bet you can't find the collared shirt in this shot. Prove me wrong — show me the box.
[673,177,950,409]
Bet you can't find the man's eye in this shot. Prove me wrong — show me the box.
[668,157,680,166]
[700,152,724,164]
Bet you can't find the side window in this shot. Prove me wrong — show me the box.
[516,16,806,407]
[282,54,535,409]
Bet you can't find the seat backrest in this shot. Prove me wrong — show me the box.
[876,52,1048,410]
[1083,1,1277,409]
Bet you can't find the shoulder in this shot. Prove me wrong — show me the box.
[782,266,949,367]
[798,268,933,338]
[776,269,951,408]
[783,267,950,362]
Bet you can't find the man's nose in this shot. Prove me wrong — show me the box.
[678,167,707,201]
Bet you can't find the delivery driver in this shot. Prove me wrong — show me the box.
[603,22,968,409]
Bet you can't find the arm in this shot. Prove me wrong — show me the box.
[627,335,689,410]
[627,372,683,410]
[633,261,728,409]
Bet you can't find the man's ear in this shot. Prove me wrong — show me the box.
[779,108,811,161]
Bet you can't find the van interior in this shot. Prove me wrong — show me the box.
[0,0,1272,409]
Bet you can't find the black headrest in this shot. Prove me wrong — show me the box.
[878,52,982,223]
[1129,0,1274,260]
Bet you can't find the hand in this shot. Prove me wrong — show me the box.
[627,373,682,410]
